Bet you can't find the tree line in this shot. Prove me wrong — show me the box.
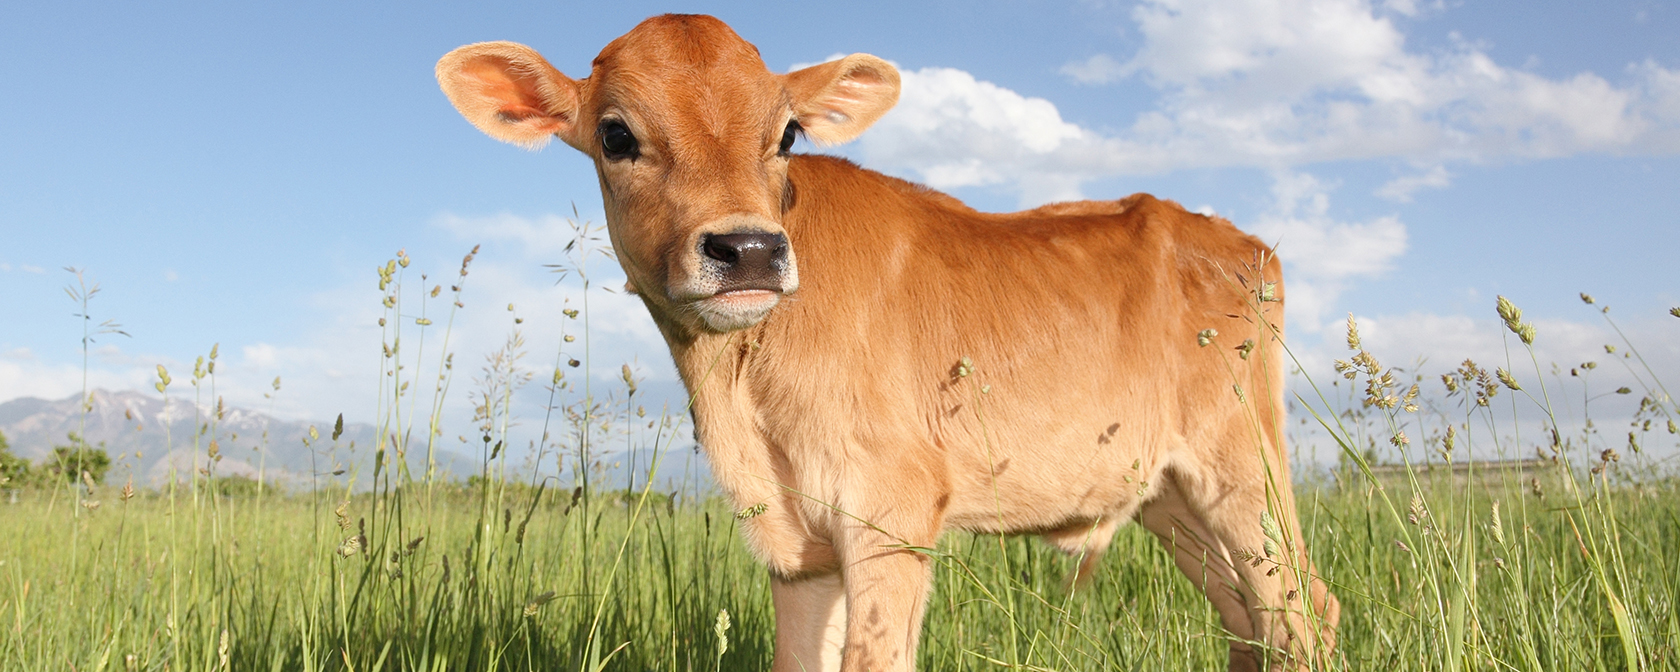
[0,429,112,490]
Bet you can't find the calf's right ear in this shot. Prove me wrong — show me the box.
[436,42,582,150]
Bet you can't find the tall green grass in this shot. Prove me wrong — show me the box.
[2,249,1676,671]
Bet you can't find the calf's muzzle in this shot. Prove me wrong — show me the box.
[701,231,790,293]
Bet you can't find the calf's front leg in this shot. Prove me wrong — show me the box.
[772,572,847,672]
[834,505,940,672]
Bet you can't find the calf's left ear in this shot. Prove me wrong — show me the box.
[784,55,901,145]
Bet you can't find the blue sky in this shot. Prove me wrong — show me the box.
[3,0,1677,462]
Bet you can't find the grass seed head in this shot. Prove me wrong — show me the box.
[335,501,350,531]
[1496,295,1522,328]
[1196,328,1218,347]
[1260,510,1283,544]
[1345,314,1361,351]
[1335,360,1356,380]
[1496,368,1521,391]
[336,534,365,557]
[524,591,556,618]
[736,502,769,519]
[714,609,732,657]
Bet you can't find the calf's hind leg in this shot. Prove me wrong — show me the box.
[1138,471,1337,671]
[1137,475,1260,670]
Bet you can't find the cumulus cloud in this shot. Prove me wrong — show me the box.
[854,0,1679,207]
[853,66,1092,205]
[1375,165,1452,202]
[1248,170,1409,333]
[433,212,597,260]
[0,347,158,404]
[1060,54,1128,86]
[1085,0,1680,166]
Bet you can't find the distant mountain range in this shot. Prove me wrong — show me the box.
[0,389,477,489]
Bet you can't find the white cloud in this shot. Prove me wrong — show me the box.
[851,1,1678,207]
[1379,0,1435,18]
[433,212,597,260]
[856,66,1089,205]
[1060,54,1127,85]
[1375,165,1451,202]
[1248,170,1409,333]
[20,265,45,274]
[1083,0,1680,167]
[0,347,157,405]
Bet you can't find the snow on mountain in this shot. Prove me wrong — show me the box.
[0,389,475,489]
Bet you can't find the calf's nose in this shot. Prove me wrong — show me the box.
[701,232,789,291]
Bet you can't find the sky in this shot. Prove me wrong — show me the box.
[2,0,1677,467]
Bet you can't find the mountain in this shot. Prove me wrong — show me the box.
[0,389,476,489]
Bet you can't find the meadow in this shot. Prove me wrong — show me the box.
[3,248,1677,671]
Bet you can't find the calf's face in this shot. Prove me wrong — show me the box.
[437,14,900,333]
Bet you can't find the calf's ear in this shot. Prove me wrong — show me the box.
[784,54,900,145]
[437,42,582,149]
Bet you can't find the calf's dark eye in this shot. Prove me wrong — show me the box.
[778,120,800,156]
[600,121,638,160]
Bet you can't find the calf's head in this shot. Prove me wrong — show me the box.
[437,14,900,333]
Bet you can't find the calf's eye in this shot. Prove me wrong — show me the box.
[600,121,638,160]
[778,120,800,156]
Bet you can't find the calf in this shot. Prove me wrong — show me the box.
[438,14,1338,671]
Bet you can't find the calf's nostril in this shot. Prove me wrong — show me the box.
[702,235,741,265]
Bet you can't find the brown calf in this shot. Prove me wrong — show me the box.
[438,14,1338,671]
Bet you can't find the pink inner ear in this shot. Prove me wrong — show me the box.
[495,104,550,124]
[461,58,544,108]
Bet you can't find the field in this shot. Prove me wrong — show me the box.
[4,256,1678,671]
[2,465,1678,670]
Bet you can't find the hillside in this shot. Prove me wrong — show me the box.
[0,389,476,489]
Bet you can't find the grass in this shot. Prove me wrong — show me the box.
[3,249,1678,671]
[3,474,1676,670]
